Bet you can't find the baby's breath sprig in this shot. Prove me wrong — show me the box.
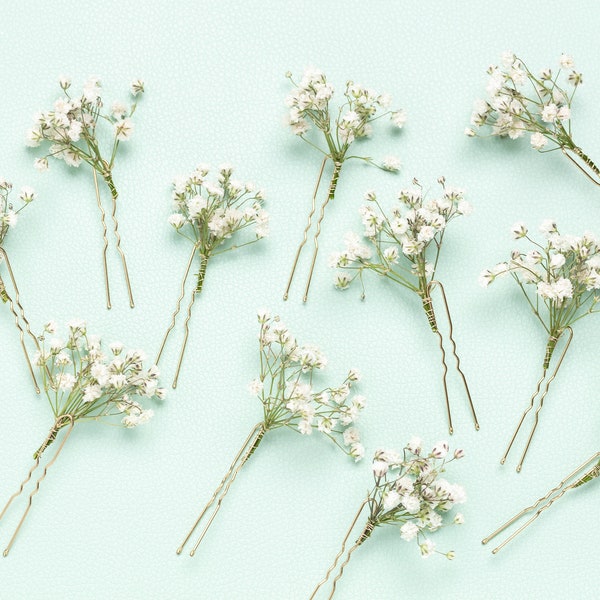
[481,221,600,470]
[331,179,478,434]
[0,319,164,556]
[283,67,406,302]
[176,310,365,557]
[156,163,268,388]
[26,76,146,309]
[0,178,41,391]
[483,451,599,554]
[310,440,466,599]
[467,52,599,185]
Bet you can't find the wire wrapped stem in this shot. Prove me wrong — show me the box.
[562,146,600,186]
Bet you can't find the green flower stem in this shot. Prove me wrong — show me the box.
[195,253,208,294]
[543,329,563,369]
[573,460,600,488]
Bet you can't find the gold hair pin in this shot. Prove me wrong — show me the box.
[467,52,599,186]
[283,68,406,302]
[0,320,164,555]
[0,179,42,392]
[481,221,600,471]
[310,440,466,598]
[26,76,146,309]
[483,452,600,553]
[331,178,478,434]
[156,163,268,388]
[177,311,365,557]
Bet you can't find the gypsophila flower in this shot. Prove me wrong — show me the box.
[468,52,599,184]
[310,441,465,595]
[1,179,36,246]
[158,164,268,387]
[283,68,407,301]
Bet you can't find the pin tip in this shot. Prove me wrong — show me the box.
[302,296,308,303]
[481,538,489,545]
[516,465,522,473]
[448,427,454,435]
[3,549,8,557]
[475,423,480,431]
[282,293,288,301]
[492,548,499,555]
[189,550,195,557]
[500,458,506,465]
[130,302,135,309]
[172,381,178,389]
[107,303,112,310]
[176,547,183,555]
[35,387,40,394]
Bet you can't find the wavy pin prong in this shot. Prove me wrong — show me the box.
[561,146,600,187]
[0,415,74,556]
[92,169,111,309]
[424,280,479,435]
[309,499,370,600]
[0,246,43,393]
[177,422,265,557]
[500,327,573,472]
[483,451,600,554]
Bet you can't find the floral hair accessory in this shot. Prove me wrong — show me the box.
[27,76,145,308]
[310,440,466,598]
[176,311,365,557]
[331,178,478,434]
[283,67,406,302]
[0,320,164,556]
[481,221,600,470]
[156,163,268,388]
[467,52,599,185]
[483,451,599,553]
[0,178,42,392]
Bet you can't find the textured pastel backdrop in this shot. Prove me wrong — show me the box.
[0,1,599,599]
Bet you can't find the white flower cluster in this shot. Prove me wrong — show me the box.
[35,320,165,428]
[169,164,269,246]
[0,179,36,245]
[26,76,144,170]
[467,52,583,151]
[253,311,365,461]
[366,439,465,559]
[331,180,471,294]
[285,67,404,168]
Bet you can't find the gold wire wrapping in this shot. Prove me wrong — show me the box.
[483,451,600,553]
[561,146,600,186]
[0,415,75,556]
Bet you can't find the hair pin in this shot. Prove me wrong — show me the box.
[0,320,164,555]
[26,76,146,309]
[331,178,478,434]
[310,440,466,598]
[156,163,268,388]
[481,221,600,470]
[283,68,407,302]
[0,179,42,392]
[483,451,600,553]
[467,52,599,186]
[177,311,366,557]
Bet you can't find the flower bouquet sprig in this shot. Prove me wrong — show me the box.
[0,178,41,391]
[177,311,365,557]
[27,76,146,308]
[0,320,164,556]
[310,439,466,599]
[480,221,600,470]
[283,67,406,301]
[483,451,600,554]
[156,163,268,388]
[331,179,478,434]
[467,52,599,185]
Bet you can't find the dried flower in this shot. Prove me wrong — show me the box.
[310,442,465,597]
[331,179,478,434]
[481,222,600,470]
[283,67,406,301]
[176,312,365,557]
[27,76,146,308]
[156,163,268,388]
[468,53,600,185]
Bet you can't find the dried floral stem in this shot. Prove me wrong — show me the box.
[0,415,74,557]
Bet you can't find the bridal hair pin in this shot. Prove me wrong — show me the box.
[0,320,165,556]
[466,52,599,186]
[310,440,466,599]
[156,164,268,388]
[483,452,600,553]
[283,67,406,302]
[176,311,365,557]
[26,76,145,309]
[480,221,600,471]
[331,179,478,434]
[0,179,42,392]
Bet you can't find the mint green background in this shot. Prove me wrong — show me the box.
[1,1,599,598]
